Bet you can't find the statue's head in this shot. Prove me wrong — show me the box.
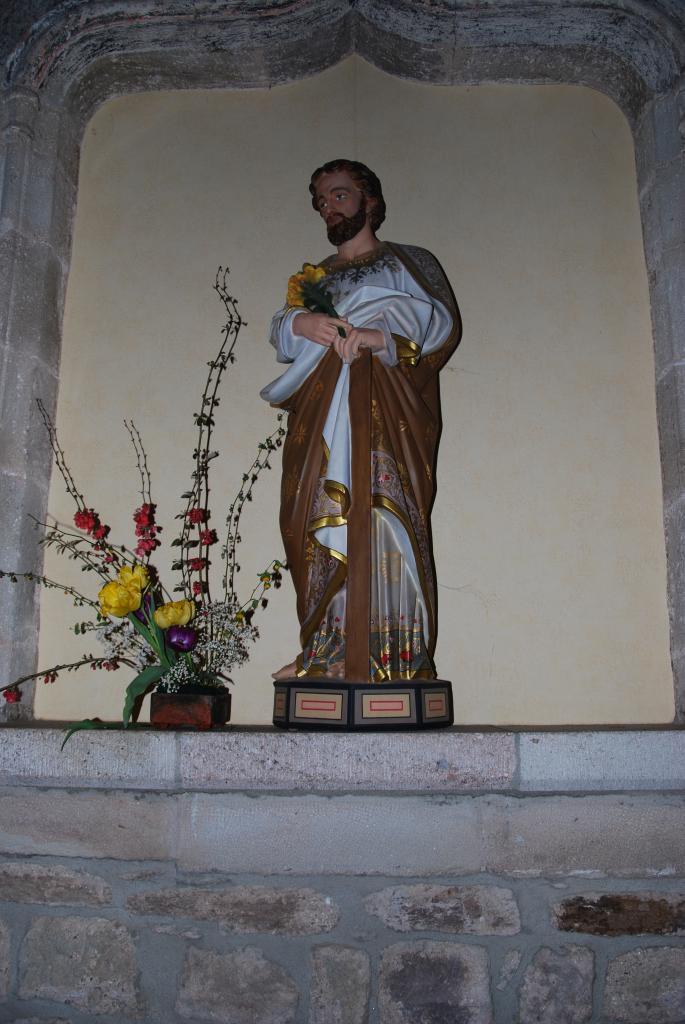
[309,159,387,235]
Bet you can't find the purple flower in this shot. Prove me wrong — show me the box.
[166,625,198,652]
[133,593,153,624]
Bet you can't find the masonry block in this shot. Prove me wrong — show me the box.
[379,941,492,1023]
[0,726,178,787]
[5,1018,70,1024]
[0,466,50,574]
[650,248,685,380]
[652,89,684,165]
[496,950,522,991]
[5,1019,70,1024]
[672,646,685,720]
[518,946,593,1024]
[518,732,685,791]
[656,364,685,511]
[0,916,9,999]
[309,945,370,1024]
[363,884,520,935]
[176,792,485,875]
[663,501,685,675]
[128,885,339,934]
[0,231,63,376]
[0,786,175,860]
[0,861,111,905]
[179,729,516,792]
[482,794,685,877]
[603,947,685,1022]
[176,945,299,1023]
[641,156,685,271]
[554,891,685,936]
[634,99,656,194]
[19,915,141,1015]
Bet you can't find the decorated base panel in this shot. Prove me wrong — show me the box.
[272,679,453,730]
[150,691,231,730]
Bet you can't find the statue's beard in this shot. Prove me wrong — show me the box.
[326,198,367,246]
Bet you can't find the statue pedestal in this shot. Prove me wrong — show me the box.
[272,679,453,730]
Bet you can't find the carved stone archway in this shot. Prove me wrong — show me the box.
[2,0,684,719]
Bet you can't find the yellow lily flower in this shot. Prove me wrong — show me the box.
[286,263,326,307]
[153,599,195,630]
[99,580,142,618]
[118,564,150,590]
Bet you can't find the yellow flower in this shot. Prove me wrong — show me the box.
[99,580,142,618]
[118,564,150,590]
[153,599,195,629]
[286,263,326,307]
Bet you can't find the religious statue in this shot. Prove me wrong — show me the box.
[261,159,461,729]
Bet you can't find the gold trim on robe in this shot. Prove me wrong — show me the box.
[392,333,421,366]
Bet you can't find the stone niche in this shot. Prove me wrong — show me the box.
[1,3,685,1021]
[2,0,685,724]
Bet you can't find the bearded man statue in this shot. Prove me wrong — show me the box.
[261,159,461,729]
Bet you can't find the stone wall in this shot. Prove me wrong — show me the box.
[0,727,683,1023]
[2,3,685,1020]
[2,858,685,1023]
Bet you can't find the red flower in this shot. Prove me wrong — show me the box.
[3,686,21,703]
[74,509,97,532]
[188,557,207,572]
[133,503,156,527]
[186,508,208,525]
[92,523,110,541]
[192,581,204,595]
[135,536,159,558]
[199,529,217,546]
[400,649,412,662]
[381,652,390,666]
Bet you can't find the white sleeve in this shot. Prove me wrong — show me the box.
[357,271,453,369]
[269,307,310,364]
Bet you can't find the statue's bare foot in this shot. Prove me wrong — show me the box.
[272,660,298,680]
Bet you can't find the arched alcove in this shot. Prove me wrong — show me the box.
[2,1,685,722]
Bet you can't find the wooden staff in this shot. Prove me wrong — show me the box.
[345,348,372,681]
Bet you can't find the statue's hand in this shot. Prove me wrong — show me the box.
[292,312,348,347]
[334,326,385,363]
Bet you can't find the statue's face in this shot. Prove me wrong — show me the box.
[313,170,369,245]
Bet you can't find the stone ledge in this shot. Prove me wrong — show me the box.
[0,726,684,794]
[518,731,685,792]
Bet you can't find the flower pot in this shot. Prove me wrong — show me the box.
[150,690,231,730]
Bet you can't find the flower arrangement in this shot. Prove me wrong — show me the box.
[287,263,345,337]
[0,269,285,734]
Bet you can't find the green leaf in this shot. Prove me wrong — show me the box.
[60,718,107,750]
[122,665,166,727]
[146,591,174,667]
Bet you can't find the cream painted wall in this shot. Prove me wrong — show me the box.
[35,57,674,724]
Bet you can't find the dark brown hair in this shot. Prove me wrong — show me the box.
[309,159,386,231]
